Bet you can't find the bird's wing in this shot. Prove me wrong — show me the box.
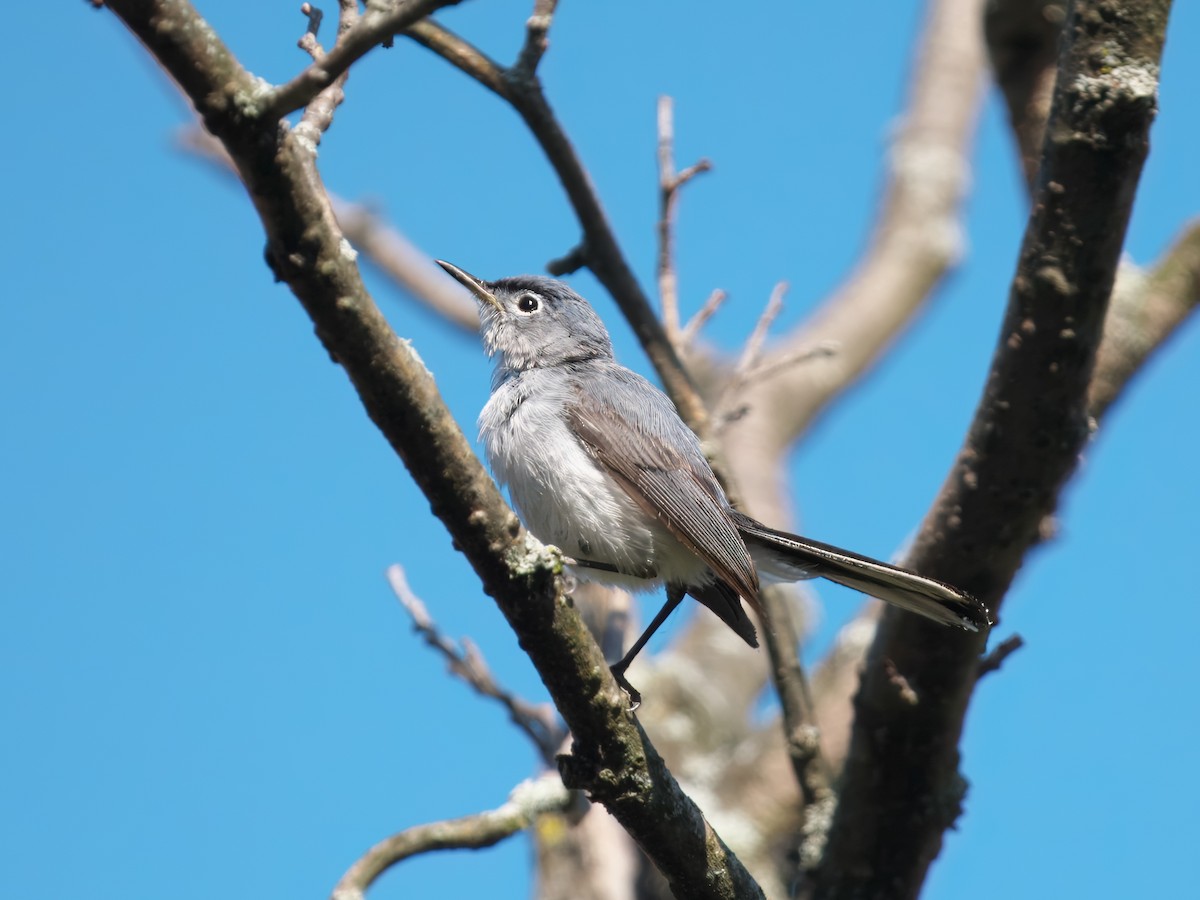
[566,376,760,608]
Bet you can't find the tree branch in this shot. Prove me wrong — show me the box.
[809,609,881,774]
[655,95,712,345]
[174,124,480,332]
[294,1,356,146]
[627,4,992,883]
[336,202,481,331]
[330,773,572,900]
[105,3,764,895]
[758,586,835,883]
[986,0,1069,189]
[387,565,566,764]
[975,633,1025,679]
[722,0,988,510]
[266,0,467,119]
[679,289,727,349]
[814,4,1172,897]
[1089,220,1200,418]
[404,14,712,435]
[713,282,787,428]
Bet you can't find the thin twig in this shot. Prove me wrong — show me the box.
[985,0,1068,189]
[1089,220,1200,418]
[713,283,787,427]
[337,203,479,331]
[739,341,840,387]
[656,96,713,346]
[724,0,988,462]
[300,2,323,39]
[758,586,834,855]
[688,0,992,795]
[657,97,681,342]
[266,0,466,119]
[330,773,572,900]
[387,565,565,764]
[174,125,478,332]
[679,289,727,348]
[735,283,787,376]
[294,4,349,144]
[976,634,1025,680]
[513,0,559,78]
[546,242,589,276]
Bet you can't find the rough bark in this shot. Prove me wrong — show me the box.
[812,3,1172,898]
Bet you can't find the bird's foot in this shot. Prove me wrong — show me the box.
[609,663,642,711]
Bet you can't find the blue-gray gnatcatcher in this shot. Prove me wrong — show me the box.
[438,261,990,701]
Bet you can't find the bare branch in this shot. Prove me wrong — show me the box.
[713,283,787,428]
[405,18,713,437]
[986,0,1069,189]
[810,609,881,773]
[807,222,1199,772]
[976,633,1025,680]
[738,342,839,389]
[387,565,565,764]
[336,204,480,332]
[175,124,237,171]
[568,581,637,664]
[330,773,572,900]
[105,4,765,895]
[816,3,1173,896]
[679,289,727,349]
[723,0,988,498]
[300,2,324,41]
[174,125,479,332]
[513,0,559,79]
[733,283,786,377]
[1089,220,1200,418]
[546,242,589,276]
[656,96,713,345]
[294,3,353,145]
[266,0,468,119]
[623,4,994,879]
[405,18,507,91]
[336,0,359,30]
[758,585,834,876]
[534,802,640,900]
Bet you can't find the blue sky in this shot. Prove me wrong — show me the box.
[4,2,1198,898]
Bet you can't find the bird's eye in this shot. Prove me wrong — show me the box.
[516,293,540,314]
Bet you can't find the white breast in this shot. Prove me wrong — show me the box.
[478,371,707,590]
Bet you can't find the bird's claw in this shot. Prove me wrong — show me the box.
[610,664,642,711]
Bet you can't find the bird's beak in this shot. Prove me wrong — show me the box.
[436,260,502,311]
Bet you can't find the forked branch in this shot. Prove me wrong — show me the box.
[103,3,765,896]
[387,565,566,764]
[330,773,572,900]
[404,12,711,435]
[815,4,1173,897]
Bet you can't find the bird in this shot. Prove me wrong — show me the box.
[437,260,990,703]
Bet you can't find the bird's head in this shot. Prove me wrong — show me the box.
[437,261,614,371]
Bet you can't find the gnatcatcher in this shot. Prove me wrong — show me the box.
[438,261,990,703]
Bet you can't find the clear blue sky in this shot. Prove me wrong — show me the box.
[4,2,1197,898]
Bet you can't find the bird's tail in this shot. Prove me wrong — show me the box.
[731,511,991,632]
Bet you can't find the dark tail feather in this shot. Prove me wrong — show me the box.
[730,511,991,632]
[687,580,759,647]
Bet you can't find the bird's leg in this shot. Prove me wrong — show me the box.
[609,585,685,709]
[563,557,623,575]
[564,556,657,580]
